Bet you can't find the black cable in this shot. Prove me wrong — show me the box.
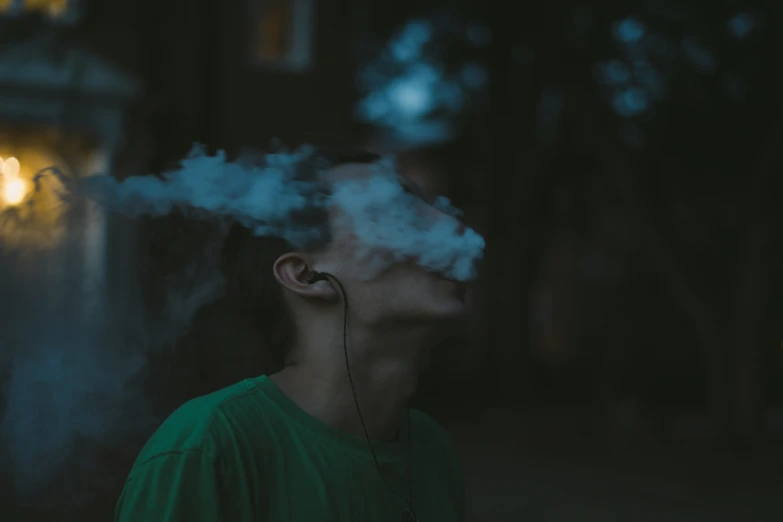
[313,272,418,521]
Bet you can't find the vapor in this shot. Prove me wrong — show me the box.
[332,157,484,281]
[76,145,485,280]
[0,215,154,501]
[355,16,490,147]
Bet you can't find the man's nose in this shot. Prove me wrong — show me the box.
[456,219,466,236]
[426,203,466,233]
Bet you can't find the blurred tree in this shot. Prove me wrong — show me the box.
[495,0,780,442]
[524,2,781,438]
[595,3,776,443]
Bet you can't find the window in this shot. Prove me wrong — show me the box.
[0,0,76,21]
[249,0,314,72]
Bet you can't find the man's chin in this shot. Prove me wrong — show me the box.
[442,298,469,319]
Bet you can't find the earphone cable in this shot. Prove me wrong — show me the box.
[325,274,419,521]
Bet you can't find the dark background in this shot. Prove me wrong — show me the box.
[0,0,781,520]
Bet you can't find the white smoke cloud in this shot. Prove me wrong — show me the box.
[80,145,324,248]
[331,158,483,281]
[355,16,490,148]
[79,145,484,281]
[0,230,155,500]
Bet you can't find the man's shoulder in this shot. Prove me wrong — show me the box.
[133,378,261,465]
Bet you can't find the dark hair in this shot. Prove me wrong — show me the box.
[164,145,381,401]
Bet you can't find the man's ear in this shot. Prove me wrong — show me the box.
[272,253,338,301]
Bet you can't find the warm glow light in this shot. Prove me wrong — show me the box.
[2,156,20,178]
[4,177,27,205]
[0,0,70,17]
[0,141,74,248]
[45,0,67,17]
[1,155,26,204]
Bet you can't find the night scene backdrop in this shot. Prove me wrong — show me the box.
[0,0,780,521]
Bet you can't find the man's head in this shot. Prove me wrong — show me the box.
[221,146,472,370]
[274,159,468,325]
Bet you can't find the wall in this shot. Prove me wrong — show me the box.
[137,0,358,164]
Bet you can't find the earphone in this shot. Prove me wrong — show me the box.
[305,271,330,284]
[306,270,419,521]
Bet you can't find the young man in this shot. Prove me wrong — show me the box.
[115,150,471,521]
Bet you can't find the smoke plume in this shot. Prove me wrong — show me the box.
[0,143,484,505]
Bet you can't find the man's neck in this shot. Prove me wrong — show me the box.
[269,326,430,442]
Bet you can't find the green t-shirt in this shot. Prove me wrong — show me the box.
[115,375,465,521]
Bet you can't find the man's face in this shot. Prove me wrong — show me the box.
[312,162,470,329]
